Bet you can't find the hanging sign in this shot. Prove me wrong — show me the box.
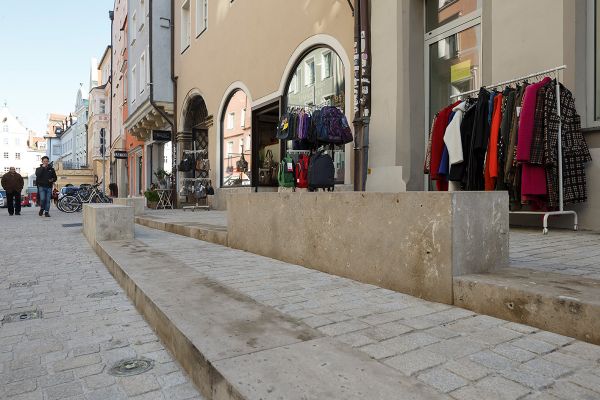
[113,150,128,159]
[152,130,171,142]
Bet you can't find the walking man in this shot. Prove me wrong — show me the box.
[35,156,57,217]
[1,167,24,216]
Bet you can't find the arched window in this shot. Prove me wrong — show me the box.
[221,89,251,187]
[284,47,347,183]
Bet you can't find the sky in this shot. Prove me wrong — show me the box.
[0,0,114,135]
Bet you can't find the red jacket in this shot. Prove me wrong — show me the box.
[430,101,461,181]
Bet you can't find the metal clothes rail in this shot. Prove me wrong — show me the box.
[451,65,577,235]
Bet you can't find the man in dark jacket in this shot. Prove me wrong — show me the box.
[35,156,57,217]
[1,167,24,216]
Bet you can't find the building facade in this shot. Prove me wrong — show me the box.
[0,106,41,180]
[173,0,354,206]
[124,0,173,195]
[89,50,111,187]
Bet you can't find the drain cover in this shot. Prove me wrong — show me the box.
[9,280,38,288]
[87,290,119,299]
[108,358,154,376]
[62,223,83,227]
[2,310,42,324]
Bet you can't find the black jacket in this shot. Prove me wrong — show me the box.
[35,165,57,188]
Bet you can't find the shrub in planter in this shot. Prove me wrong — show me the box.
[144,189,159,209]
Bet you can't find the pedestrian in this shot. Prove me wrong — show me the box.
[35,156,57,217]
[1,167,24,216]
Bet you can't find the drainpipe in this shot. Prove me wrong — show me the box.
[170,0,179,208]
[108,10,114,194]
[148,0,177,206]
[352,0,371,191]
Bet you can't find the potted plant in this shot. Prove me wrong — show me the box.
[154,169,171,189]
[144,188,160,209]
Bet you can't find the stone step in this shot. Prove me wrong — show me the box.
[135,215,228,246]
[454,267,600,345]
[95,238,444,400]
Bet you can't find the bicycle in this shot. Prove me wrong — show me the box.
[57,183,111,213]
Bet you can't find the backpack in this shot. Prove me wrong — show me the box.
[278,154,296,188]
[308,151,335,191]
[179,156,193,172]
[321,106,353,144]
[276,114,290,140]
[296,154,309,188]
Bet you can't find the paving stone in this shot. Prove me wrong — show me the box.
[450,376,531,400]
[44,381,84,400]
[547,380,600,400]
[561,342,600,361]
[156,371,189,388]
[492,342,537,362]
[360,322,413,341]
[1,378,37,397]
[443,359,490,381]
[522,357,572,379]
[511,338,559,355]
[383,349,446,376]
[568,372,600,394]
[499,367,555,390]
[425,336,487,359]
[469,350,518,371]
[53,354,102,372]
[502,322,540,335]
[317,320,370,336]
[86,385,128,400]
[162,383,200,399]
[119,374,161,397]
[335,331,376,347]
[378,332,441,355]
[530,331,575,346]
[301,315,333,328]
[469,327,523,346]
[543,351,593,369]
[84,373,116,390]
[37,371,76,388]
[417,367,468,393]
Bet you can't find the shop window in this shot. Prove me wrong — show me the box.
[221,89,251,187]
[426,0,480,33]
[284,47,347,184]
[181,0,191,52]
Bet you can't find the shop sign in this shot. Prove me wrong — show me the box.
[114,150,128,159]
[451,60,471,83]
[152,130,171,142]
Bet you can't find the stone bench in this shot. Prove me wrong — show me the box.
[83,204,134,250]
[227,192,508,304]
[112,197,146,216]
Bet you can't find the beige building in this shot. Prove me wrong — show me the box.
[174,0,354,204]
[88,49,111,188]
[171,0,599,230]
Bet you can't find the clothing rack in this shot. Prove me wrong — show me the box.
[183,149,208,155]
[452,65,576,234]
[182,134,209,211]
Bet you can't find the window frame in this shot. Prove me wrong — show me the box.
[304,58,315,86]
[181,0,191,53]
[322,51,332,80]
[140,52,146,94]
[227,112,235,130]
[587,0,600,127]
[195,0,208,38]
[139,0,145,31]
[131,65,137,103]
[131,11,137,46]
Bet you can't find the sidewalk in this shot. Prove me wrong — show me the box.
[126,222,600,400]
[0,208,204,399]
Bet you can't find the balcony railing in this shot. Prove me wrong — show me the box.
[61,161,89,170]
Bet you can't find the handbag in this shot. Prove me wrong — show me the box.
[236,153,249,172]
[196,158,210,172]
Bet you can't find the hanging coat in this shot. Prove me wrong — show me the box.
[443,102,466,166]
[543,82,592,207]
[516,77,552,162]
[465,88,490,191]
[484,93,503,190]
[449,100,476,183]
[497,87,516,190]
[429,101,461,182]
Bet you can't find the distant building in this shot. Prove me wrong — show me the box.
[88,52,110,185]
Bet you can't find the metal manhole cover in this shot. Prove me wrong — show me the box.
[87,290,119,299]
[2,310,42,324]
[108,358,154,376]
[62,223,83,227]
[9,280,38,288]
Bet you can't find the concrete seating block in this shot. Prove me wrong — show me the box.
[113,197,146,215]
[227,192,508,304]
[83,204,134,248]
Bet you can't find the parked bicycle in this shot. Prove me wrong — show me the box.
[57,183,112,213]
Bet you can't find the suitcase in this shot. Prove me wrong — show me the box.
[308,152,335,191]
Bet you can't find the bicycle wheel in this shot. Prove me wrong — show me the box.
[60,195,82,213]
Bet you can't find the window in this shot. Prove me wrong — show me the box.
[36,155,41,161]
[240,108,246,128]
[239,140,243,155]
[3,167,8,173]
[426,0,480,32]
[99,99,106,114]
[196,0,207,36]
[139,0,145,31]
[16,168,20,173]
[227,141,233,155]
[131,11,137,45]
[3,138,7,144]
[181,0,191,51]
[3,152,8,159]
[322,52,332,80]
[2,125,7,132]
[227,112,234,130]
[15,138,20,145]
[131,65,137,103]
[15,153,20,160]
[140,53,146,93]
[288,72,298,94]
[305,59,315,86]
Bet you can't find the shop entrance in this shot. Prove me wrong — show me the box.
[251,100,282,188]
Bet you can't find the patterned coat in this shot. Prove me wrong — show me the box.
[543,82,592,207]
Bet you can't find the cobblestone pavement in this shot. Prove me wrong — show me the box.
[510,228,600,279]
[0,208,204,400]
[136,225,600,400]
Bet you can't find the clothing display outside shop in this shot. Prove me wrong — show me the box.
[275,105,352,191]
[425,77,592,211]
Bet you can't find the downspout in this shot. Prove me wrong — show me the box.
[171,0,179,208]
[148,0,177,205]
[108,10,114,194]
[352,0,371,191]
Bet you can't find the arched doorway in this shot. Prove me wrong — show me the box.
[179,93,210,205]
[221,90,251,187]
